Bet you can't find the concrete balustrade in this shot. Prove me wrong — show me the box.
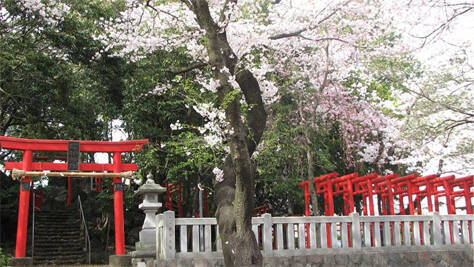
[155,211,474,261]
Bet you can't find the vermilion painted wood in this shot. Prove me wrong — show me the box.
[411,175,438,212]
[4,162,138,172]
[298,181,311,216]
[352,173,378,216]
[300,171,473,248]
[311,172,338,248]
[15,150,32,258]
[332,173,358,215]
[165,183,183,218]
[112,152,125,255]
[0,136,148,152]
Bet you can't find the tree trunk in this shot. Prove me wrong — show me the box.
[304,130,320,216]
[188,1,267,266]
[306,148,320,215]
[305,131,321,247]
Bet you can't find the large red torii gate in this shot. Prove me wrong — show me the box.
[0,136,148,259]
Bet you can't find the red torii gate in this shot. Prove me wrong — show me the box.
[0,136,148,259]
[303,172,473,217]
[300,171,474,247]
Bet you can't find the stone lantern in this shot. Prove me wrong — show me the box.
[132,174,166,260]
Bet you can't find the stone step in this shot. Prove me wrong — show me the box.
[33,253,86,261]
[32,207,86,264]
[34,260,84,265]
[34,249,84,256]
[35,216,78,222]
[34,241,84,248]
[34,252,84,258]
[35,221,80,226]
[35,214,75,219]
[35,210,77,216]
[35,248,84,257]
[35,231,82,239]
[35,237,82,243]
[34,260,84,266]
[33,255,85,265]
[36,215,78,220]
[35,222,80,227]
[34,248,84,254]
[35,225,81,231]
[35,213,77,219]
[35,249,84,254]
[34,242,83,249]
[35,224,79,229]
[34,249,85,256]
[36,219,80,223]
[35,232,82,238]
[35,219,78,224]
[35,211,77,215]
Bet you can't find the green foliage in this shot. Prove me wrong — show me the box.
[0,0,137,255]
[221,89,242,109]
[252,90,350,215]
[0,0,126,139]
[117,47,229,215]
[343,54,423,106]
[0,247,11,267]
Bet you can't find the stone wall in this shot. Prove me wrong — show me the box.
[149,246,473,267]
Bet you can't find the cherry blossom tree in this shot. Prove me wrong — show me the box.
[12,0,472,265]
[93,0,414,264]
[379,0,473,176]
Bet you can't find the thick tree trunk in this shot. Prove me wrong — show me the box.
[188,1,267,266]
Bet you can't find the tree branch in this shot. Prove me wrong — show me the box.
[320,41,330,90]
[269,29,306,40]
[0,151,12,162]
[235,69,267,155]
[170,62,208,75]
[411,7,473,42]
[268,0,351,40]
[302,36,359,47]
[179,0,194,11]
[146,0,180,20]
[218,0,237,24]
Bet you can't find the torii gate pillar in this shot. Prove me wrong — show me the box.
[15,150,32,258]
[113,151,125,255]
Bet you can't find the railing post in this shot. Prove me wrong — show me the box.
[263,213,273,256]
[350,212,361,248]
[77,195,91,264]
[432,212,442,246]
[162,211,176,259]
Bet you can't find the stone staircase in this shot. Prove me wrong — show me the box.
[33,208,86,265]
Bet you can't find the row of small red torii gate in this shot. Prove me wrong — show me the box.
[299,172,473,248]
[299,172,473,217]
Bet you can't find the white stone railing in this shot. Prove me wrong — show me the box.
[156,211,474,259]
